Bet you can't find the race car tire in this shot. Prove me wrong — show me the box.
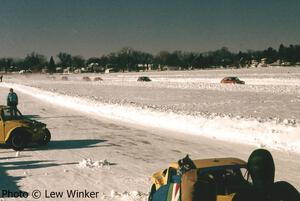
[38,128,51,146]
[9,132,26,151]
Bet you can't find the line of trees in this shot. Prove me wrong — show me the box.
[0,44,300,73]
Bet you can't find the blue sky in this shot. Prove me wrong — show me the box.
[0,0,299,58]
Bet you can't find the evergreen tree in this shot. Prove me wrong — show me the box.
[48,56,56,73]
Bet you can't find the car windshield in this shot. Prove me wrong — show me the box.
[1,108,24,120]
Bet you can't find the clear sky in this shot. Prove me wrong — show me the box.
[0,0,300,58]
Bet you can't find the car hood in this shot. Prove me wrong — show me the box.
[21,118,46,128]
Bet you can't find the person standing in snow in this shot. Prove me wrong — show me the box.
[7,88,18,115]
[0,74,3,82]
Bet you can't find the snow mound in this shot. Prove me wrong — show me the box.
[77,158,111,168]
[108,190,148,201]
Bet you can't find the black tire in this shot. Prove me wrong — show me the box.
[10,133,26,151]
[148,184,156,201]
[38,128,51,146]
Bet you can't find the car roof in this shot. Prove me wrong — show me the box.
[223,76,238,79]
[169,157,247,169]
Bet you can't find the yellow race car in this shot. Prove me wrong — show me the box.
[0,105,51,151]
[149,156,251,201]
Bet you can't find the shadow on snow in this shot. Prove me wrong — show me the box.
[0,158,75,198]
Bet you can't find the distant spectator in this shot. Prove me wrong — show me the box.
[7,88,18,113]
[0,74,3,82]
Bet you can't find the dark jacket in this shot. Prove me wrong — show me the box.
[7,92,18,106]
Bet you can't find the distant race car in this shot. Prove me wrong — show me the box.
[220,77,245,84]
[149,157,250,201]
[0,105,51,150]
[137,76,152,82]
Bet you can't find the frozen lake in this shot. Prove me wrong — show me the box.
[0,67,299,200]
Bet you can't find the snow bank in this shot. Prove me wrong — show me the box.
[77,158,111,168]
[108,190,148,201]
[2,83,300,153]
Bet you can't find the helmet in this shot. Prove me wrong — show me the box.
[247,149,275,190]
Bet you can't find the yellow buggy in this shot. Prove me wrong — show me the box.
[0,105,51,150]
[149,157,251,201]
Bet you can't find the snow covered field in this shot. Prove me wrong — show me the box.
[3,67,300,153]
[0,67,299,200]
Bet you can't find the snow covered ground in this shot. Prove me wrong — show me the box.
[0,67,299,200]
[3,67,300,153]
